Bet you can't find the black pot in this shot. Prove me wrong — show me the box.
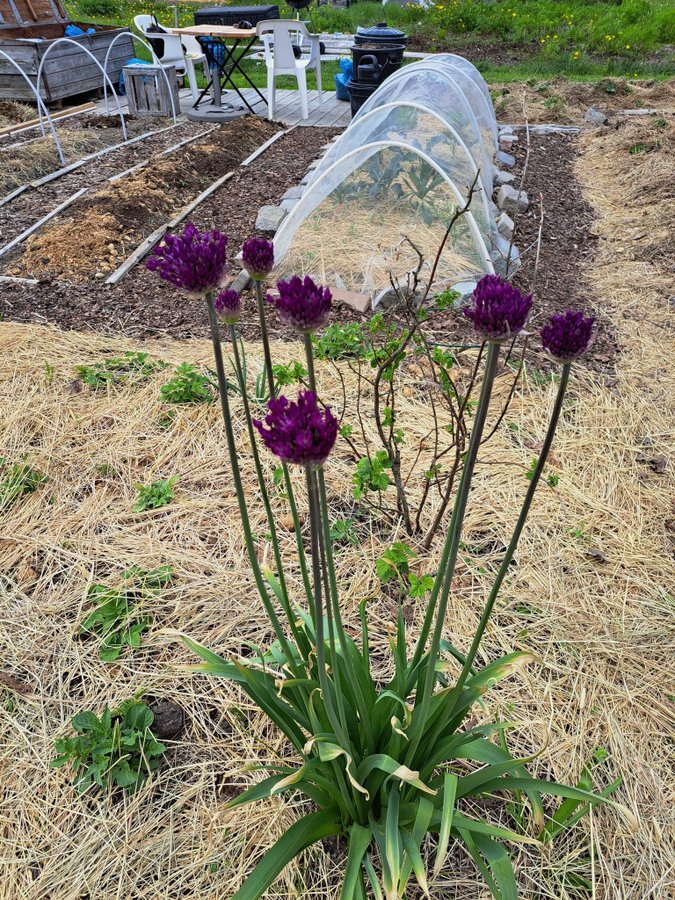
[355,22,408,48]
[351,42,405,84]
[347,78,379,117]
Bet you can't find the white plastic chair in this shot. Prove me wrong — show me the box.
[256,20,322,121]
[133,16,208,104]
[168,28,210,103]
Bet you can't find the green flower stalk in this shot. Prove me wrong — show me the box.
[242,237,314,609]
[242,238,276,399]
[149,229,617,900]
[204,294,298,669]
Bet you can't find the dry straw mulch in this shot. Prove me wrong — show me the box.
[492,77,674,125]
[0,118,674,898]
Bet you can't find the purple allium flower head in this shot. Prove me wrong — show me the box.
[146,222,228,297]
[214,288,241,324]
[464,274,533,342]
[270,275,332,333]
[253,390,338,467]
[541,308,594,363]
[242,237,274,280]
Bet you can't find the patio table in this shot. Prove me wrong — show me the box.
[174,24,266,115]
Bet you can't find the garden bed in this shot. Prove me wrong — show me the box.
[0,116,281,281]
[0,127,612,367]
[0,124,339,330]
[0,98,673,900]
[0,111,163,196]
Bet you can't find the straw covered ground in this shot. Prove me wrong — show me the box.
[0,117,674,899]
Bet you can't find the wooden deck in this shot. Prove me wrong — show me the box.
[96,87,351,128]
[229,88,351,127]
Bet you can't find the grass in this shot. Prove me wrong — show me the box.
[68,0,675,80]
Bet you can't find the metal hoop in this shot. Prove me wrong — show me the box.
[0,50,65,165]
[102,32,178,124]
[36,37,127,141]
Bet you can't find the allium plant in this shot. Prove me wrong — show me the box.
[146,223,227,297]
[149,225,621,899]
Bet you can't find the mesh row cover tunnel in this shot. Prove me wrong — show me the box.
[273,55,507,303]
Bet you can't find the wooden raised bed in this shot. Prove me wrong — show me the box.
[0,0,134,103]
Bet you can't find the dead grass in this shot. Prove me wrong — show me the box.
[0,119,674,898]
[492,77,675,125]
[0,129,104,195]
[0,99,36,130]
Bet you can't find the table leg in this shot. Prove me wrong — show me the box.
[211,64,221,106]
[222,35,267,112]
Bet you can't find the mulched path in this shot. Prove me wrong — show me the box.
[511,132,618,369]
[0,124,616,368]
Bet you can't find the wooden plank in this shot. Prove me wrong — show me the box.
[167,170,234,228]
[0,100,94,137]
[0,274,39,284]
[106,170,235,284]
[0,183,28,208]
[104,223,168,284]
[0,186,87,258]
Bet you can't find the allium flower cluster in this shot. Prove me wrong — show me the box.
[242,237,275,280]
[270,275,331,334]
[254,390,338,467]
[541,308,594,362]
[464,274,532,342]
[214,288,241,324]
[146,223,228,297]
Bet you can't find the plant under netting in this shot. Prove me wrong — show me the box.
[274,55,508,302]
[146,225,629,899]
[275,144,493,298]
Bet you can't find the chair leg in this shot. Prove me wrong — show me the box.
[185,58,198,105]
[297,68,308,120]
[267,67,276,121]
[315,62,323,105]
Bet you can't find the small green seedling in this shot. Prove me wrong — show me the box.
[408,572,435,598]
[353,450,392,500]
[76,351,166,388]
[133,476,179,512]
[0,460,47,512]
[329,517,359,547]
[376,541,416,584]
[52,699,166,793]
[80,565,173,661]
[525,457,559,487]
[272,360,308,387]
[160,363,214,404]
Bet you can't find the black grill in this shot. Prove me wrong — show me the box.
[194,5,280,27]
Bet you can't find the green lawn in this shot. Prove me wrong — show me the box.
[73,0,674,81]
